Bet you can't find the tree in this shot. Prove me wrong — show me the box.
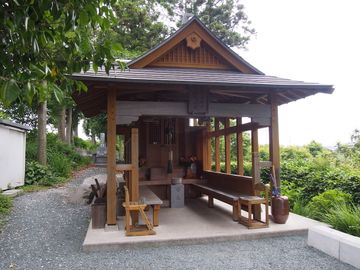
[162,0,256,48]
[83,113,107,143]
[0,0,119,164]
[95,0,170,60]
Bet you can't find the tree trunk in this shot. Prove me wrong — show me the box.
[66,107,73,144]
[58,106,66,142]
[37,101,47,165]
[72,108,79,138]
[91,133,96,144]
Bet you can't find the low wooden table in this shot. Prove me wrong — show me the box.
[139,186,163,226]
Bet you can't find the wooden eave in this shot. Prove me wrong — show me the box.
[128,17,263,74]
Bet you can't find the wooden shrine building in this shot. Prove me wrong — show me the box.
[72,17,333,227]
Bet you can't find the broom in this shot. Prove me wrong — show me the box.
[270,165,280,197]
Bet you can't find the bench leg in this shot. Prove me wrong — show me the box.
[152,204,160,226]
[248,203,252,228]
[232,202,239,221]
[208,196,214,208]
[253,205,261,221]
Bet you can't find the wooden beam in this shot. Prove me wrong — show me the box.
[269,93,281,188]
[116,164,133,171]
[225,119,231,174]
[106,89,117,225]
[236,118,244,175]
[116,101,271,123]
[259,161,273,169]
[207,122,261,138]
[215,118,220,172]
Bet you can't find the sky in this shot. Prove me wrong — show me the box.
[239,0,360,146]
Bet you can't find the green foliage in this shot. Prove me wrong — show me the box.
[25,161,54,185]
[291,199,313,217]
[164,0,255,48]
[325,204,360,237]
[99,0,169,59]
[0,0,117,107]
[0,194,13,215]
[74,137,97,152]
[307,190,352,220]
[83,113,107,141]
[25,132,91,186]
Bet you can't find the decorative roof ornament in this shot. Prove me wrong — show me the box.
[186,32,202,50]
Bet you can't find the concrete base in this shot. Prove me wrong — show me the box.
[2,189,23,197]
[308,226,360,269]
[104,224,119,232]
[83,197,323,252]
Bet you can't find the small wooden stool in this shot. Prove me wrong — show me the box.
[238,183,270,229]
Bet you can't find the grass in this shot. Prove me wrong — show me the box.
[21,185,52,193]
[325,203,360,237]
[0,194,13,231]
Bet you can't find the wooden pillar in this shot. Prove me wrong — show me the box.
[225,118,231,174]
[130,128,139,201]
[251,127,260,184]
[236,117,244,175]
[206,122,212,171]
[106,89,117,225]
[130,128,139,224]
[251,125,261,220]
[202,126,211,171]
[215,118,220,172]
[269,93,281,188]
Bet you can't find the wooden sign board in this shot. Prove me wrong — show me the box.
[188,89,208,115]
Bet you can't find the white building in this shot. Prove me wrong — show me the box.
[0,119,30,190]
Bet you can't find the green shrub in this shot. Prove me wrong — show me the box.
[291,199,313,217]
[0,194,13,215]
[325,203,360,237]
[25,161,53,185]
[307,190,352,221]
[74,137,97,151]
[48,152,71,177]
[25,133,92,188]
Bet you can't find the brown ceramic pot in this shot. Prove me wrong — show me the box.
[271,196,289,224]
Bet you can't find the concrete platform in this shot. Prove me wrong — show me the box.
[308,226,360,269]
[83,197,324,251]
[2,189,24,197]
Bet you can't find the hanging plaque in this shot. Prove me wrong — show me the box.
[188,89,209,115]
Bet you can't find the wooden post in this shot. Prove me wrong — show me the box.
[251,125,261,220]
[202,127,211,171]
[130,128,139,201]
[207,122,212,171]
[251,127,260,184]
[225,118,231,174]
[130,128,139,224]
[215,118,220,172]
[269,93,281,188]
[106,89,117,225]
[236,117,244,175]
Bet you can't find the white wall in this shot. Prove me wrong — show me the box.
[0,125,26,190]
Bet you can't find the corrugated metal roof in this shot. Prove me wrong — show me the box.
[71,68,334,93]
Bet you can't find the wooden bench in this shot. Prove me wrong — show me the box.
[139,186,163,226]
[191,170,254,221]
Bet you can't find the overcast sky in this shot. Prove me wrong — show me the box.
[239,0,360,146]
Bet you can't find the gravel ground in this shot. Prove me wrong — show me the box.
[0,167,356,270]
